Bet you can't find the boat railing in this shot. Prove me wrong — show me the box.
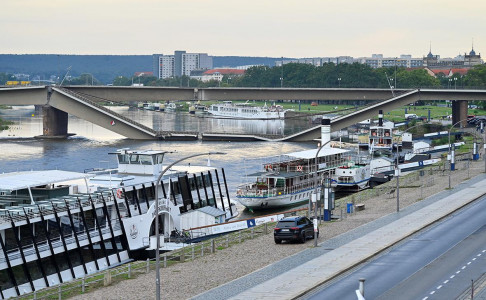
[237,181,317,197]
[0,191,119,225]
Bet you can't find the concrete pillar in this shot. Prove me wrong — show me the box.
[42,106,68,137]
[451,100,468,127]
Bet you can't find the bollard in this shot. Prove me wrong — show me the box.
[264,223,268,234]
[359,278,365,297]
[146,258,150,273]
[201,243,204,256]
[82,277,85,293]
[211,239,215,253]
[180,249,185,262]
[226,236,229,248]
[128,262,131,278]
[239,231,242,243]
[34,290,37,300]
[164,254,167,268]
[104,271,112,286]
[340,207,343,220]
[59,285,62,300]
[192,244,195,260]
[251,228,254,239]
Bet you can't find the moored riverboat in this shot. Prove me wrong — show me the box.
[208,101,289,119]
[0,149,238,298]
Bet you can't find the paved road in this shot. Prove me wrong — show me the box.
[192,174,486,300]
[306,196,486,300]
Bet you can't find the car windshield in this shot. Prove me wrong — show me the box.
[277,220,296,228]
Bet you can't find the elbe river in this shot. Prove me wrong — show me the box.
[0,106,318,217]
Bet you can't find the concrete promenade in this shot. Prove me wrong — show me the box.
[193,174,486,300]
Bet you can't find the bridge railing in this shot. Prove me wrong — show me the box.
[55,87,157,136]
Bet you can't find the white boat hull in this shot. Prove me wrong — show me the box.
[236,188,313,209]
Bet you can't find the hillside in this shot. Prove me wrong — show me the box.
[0,54,284,84]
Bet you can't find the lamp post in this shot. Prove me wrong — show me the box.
[312,118,341,247]
[396,123,424,212]
[454,77,457,90]
[448,118,468,189]
[338,77,341,88]
[448,78,452,89]
[154,151,226,300]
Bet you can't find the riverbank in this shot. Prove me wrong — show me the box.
[72,158,485,299]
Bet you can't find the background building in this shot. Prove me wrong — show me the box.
[153,51,213,79]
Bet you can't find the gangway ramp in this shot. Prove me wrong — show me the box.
[51,87,157,139]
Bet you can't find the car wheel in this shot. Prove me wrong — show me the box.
[274,239,282,244]
[300,232,306,243]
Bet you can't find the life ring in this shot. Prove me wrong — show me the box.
[296,165,303,172]
[372,132,377,136]
[385,132,390,137]
[116,189,123,198]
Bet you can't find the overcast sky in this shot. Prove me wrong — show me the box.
[2,0,484,58]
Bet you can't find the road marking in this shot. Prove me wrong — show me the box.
[477,254,482,257]
[467,262,471,265]
[482,250,485,253]
[430,291,435,295]
[462,266,466,270]
[472,258,477,261]
[456,271,461,274]
[437,285,442,289]
[422,297,428,300]
[443,280,449,284]
[450,275,455,279]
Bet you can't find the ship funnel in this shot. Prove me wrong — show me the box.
[378,110,383,127]
[321,117,331,148]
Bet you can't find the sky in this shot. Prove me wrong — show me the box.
[2,0,485,59]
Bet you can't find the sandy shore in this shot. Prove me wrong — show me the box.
[72,158,485,299]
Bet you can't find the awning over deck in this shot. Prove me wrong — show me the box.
[0,170,92,192]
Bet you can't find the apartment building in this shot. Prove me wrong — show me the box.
[153,51,213,79]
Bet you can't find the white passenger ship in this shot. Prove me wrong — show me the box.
[0,149,238,298]
[236,119,370,210]
[208,101,289,119]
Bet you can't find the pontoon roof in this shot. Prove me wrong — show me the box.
[110,149,170,155]
[0,170,92,192]
[284,148,349,160]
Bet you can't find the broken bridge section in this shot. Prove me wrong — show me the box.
[48,87,158,139]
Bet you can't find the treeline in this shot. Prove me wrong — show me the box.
[109,63,486,89]
[2,62,486,90]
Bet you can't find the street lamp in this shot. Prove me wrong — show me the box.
[448,78,452,89]
[396,123,424,212]
[154,151,226,300]
[454,77,457,90]
[448,118,469,189]
[338,77,341,88]
[311,118,341,247]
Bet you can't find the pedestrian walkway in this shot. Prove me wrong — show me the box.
[192,174,486,300]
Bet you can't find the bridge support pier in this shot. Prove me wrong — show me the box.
[40,106,69,138]
[452,100,468,127]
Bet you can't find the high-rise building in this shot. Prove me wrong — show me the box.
[154,51,213,79]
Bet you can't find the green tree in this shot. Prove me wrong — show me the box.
[464,65,486,88]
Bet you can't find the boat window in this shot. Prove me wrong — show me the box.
[129,155,140,164]
[117,154,129,165]
[139,155,153,165]
[156,154,164,164]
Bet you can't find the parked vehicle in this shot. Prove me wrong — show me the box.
[273,216,317,244]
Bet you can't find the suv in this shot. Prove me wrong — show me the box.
[274,216,318,244]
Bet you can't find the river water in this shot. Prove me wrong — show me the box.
[0,106,318,218]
